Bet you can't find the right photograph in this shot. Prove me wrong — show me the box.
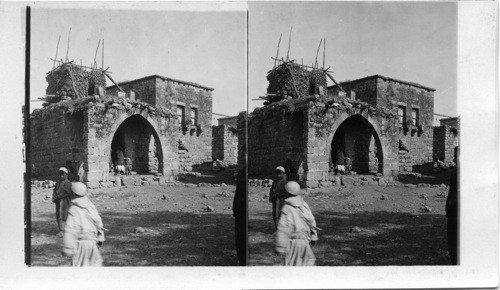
[247,2,459,266]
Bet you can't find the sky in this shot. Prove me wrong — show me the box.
[248,2,457,117]
[30,3,246,116]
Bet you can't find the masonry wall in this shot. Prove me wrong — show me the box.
[156,78,213,166]
[433,125,459,163]
[247,110,307,177]
[86,103,178,183]
[328,78,378,106]
[212,124,238,165]
[218,116,238,127]
[304,103,400,186]
[376,78,435,169]
[212,125,224,161]
[30,109,87,180]
[107,78,157,105]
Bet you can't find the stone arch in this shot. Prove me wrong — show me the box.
[108,112,164,175]
[327,112,384,174]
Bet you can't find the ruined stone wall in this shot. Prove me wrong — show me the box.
[30,108,87,180]
[304,102,399,187]
[433,125,459,163]
[247,109,307,178]
[156,79,213,166]
[218,116,238,127]
[212,124,238,165]
[329,78,378,105]
[107,77,157,105]
[376,78,435,169]
[212,125,224,161]
[86,102,178,183]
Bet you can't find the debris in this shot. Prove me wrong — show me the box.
[350,227,362,233]
[420,206,432,213]
[134,227,146,233]
[202,205,214,212]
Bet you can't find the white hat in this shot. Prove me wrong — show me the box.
[276,166,285,173]
[58,167,68,174]
[285,181,302,195]
[71,182,88,196]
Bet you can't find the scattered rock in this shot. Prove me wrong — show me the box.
[419,193,427,199]
[440,184,447,188]
[217,191,230,197]
[342,177,355,187]
[404,184,417,188]
[421,206,432,213]
[211,184,221,187]
[220,183,227,187]
[161,194,168,200]
[122,176,135,187]
[380,194,388,200]
[202,205,214,212]
[198,183,211,187]
[185,183,197,187]
[201,193,208,199]
[431,184,440,188]
[134,227,146,233]
[350,226,362,233]
[417,183,430,188]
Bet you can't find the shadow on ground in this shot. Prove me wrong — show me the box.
[249,210,452,266]
[32,210,238,266]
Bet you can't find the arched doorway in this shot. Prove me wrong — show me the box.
[330,114,383,174]
[110,115,163,175]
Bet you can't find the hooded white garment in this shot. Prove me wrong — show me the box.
[62,196,106,266]
[274,195,319,266]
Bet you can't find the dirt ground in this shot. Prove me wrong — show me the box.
[248,172,454,266]
[30,167,240,267]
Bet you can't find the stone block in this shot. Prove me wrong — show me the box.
[342,176,355,187]
[304,180,319,188]
[100,181,114,188]
[122,176,134,187]
[86,181,100,189]
[319,181,333,187]
[368,179,379,186]
[378,178,386,186]
[334,176,341,186]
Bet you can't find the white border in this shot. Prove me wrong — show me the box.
[0,1,498,289]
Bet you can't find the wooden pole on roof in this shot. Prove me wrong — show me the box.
[274,34,282,68]
[102,39,104,70]
[53,35,61,69]
[323,38,326,69]
[93,39,101,69]
[286,26,292,61]
[315,38,323,68]
[65,28,71,62]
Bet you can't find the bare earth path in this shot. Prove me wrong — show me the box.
[248,183,452,266]
[31,183,238,266]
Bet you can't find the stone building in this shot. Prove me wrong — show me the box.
[329,75,435,173]
[31,65,214,186]
[433,117,459,164]
[212,116,239,165]
[246,63,436,187]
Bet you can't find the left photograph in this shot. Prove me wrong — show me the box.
[28,4,247,266]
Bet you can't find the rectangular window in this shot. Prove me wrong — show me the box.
[398,106,406,126]
[177,105,185,129]
[190,108,198,126]
[411,108,419,126]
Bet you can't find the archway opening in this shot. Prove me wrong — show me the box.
[330,114,383,174]
[110,115,163,175]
